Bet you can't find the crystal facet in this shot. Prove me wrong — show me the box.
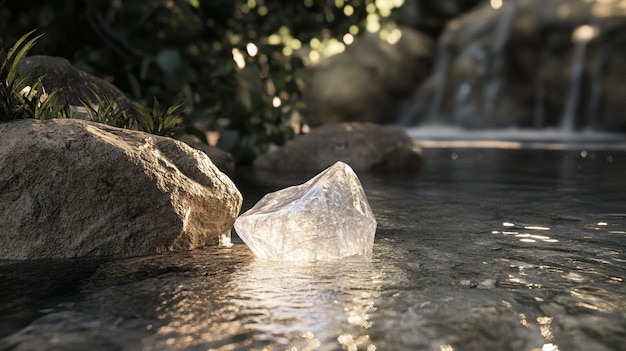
[234,161,376,260]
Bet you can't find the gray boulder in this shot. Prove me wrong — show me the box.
[254,123,422,173]
[0,119,242,259]
[19,55,134,110]
[304,27,434,124]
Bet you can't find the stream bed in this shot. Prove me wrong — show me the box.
[1,144,625,351]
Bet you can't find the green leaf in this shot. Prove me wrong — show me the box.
[3,30,37,81]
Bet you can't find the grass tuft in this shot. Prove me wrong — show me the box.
[1,31,184,138]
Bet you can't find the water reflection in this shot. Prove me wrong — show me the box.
[231,257,380,350]
[493,221,559,243]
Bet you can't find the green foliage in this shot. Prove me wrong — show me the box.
[133,98,183,138]
[0,1,483,163]
[82,94,183,138]
[1,32,184,139]
[14,86,72,120]
[0,1,347,163]
[0,30,71,121]
[80,92,135,129]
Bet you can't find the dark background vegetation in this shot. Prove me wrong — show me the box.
[0,0,481,163]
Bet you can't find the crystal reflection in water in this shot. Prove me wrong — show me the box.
[231,257,380,351]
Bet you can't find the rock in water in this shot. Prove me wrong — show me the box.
[253,122,422,174]
[234,161,376,260]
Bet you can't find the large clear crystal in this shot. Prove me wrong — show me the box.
[234,161,376,260]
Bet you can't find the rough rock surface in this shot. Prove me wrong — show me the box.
[19,55,134,109]
[178,134,235,177]
[408,0,626,130]
[253,122,422,173]
[304,27,434,124]
[0,119,242,259]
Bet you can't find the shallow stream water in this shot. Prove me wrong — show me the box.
[1,139,625,351]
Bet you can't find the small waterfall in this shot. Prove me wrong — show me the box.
[401,1,622,134]
[483,1,517,120]
[482,1,517,121]
[425,2,518,126]
[560,41,587,131]
[560,24,599,131]
[426,38,451,124]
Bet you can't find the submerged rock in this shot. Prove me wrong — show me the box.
[254,122,422,173]
[0,119,242,259]
[234,161,376,261]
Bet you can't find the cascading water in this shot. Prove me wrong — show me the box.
[481,0,517,121]
[560,24,599,131]
[402,0,625,135]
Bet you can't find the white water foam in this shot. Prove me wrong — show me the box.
[405,125,626,150]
